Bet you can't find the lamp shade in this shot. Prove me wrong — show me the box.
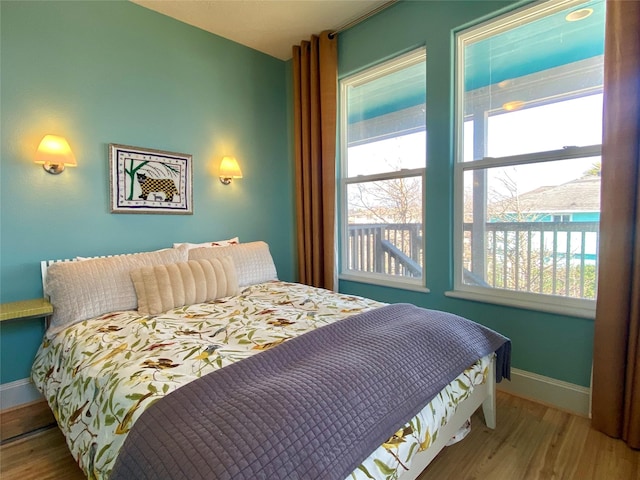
[35,135,77,168]
[219,156,243,179]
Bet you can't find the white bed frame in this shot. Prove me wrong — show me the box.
[401,356,496,479]
[40,257,497,479]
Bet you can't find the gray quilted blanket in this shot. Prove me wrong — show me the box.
[110,303,510,480]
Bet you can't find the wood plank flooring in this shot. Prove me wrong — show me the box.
[0,391,638,479]
[0,400,55,442]
[421,392,639,479]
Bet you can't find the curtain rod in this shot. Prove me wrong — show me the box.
[330,1,398,37]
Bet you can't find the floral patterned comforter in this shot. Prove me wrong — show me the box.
[32,280,491,480]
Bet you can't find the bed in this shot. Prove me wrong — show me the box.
[31,240,510,480]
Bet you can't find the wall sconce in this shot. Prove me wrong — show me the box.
[34,135,77,174]
[219,156,243,185]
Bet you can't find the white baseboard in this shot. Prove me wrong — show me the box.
[497,367,591,417]
[0,378,44,410]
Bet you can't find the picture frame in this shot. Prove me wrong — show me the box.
[109,144,193,214]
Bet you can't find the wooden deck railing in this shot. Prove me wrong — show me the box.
[463,221,599,299]
[347,223,423,278]
[347,221,599,299]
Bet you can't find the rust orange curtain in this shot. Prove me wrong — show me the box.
[592,0,640,449]
[292,32,338,290]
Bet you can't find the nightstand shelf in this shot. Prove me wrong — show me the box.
[0,298,53,322]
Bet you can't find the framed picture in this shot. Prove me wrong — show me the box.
[109,144,193,214]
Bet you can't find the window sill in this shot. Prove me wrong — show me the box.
[339,273,431,294]
[444,289,595,319]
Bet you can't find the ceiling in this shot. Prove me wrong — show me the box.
[130,0,391,61]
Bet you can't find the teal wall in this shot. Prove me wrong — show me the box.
[0,1,294,383]
[0,0,595,391]
[337,0,594,387]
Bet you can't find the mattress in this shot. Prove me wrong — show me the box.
[32,280,492,480]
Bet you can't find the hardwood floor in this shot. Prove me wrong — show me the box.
[0,427,84,480]
[421,393,639,479]
[0,392,637,479]
[0,400,55,442]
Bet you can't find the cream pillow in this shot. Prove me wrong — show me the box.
[172,237,239,249]
[188,241,277,287]
[45,247,188,335]
[130,258,239,315]
[75,247,179,261]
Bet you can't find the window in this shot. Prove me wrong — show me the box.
[339,48,426,288]
[452,0,605,316]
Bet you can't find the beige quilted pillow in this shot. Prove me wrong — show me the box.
[45,247,188,336]
[188,241,277,287]
[130,257,239,315]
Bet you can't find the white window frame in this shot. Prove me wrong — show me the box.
[449,0,603,318]
[339,48,428,291]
